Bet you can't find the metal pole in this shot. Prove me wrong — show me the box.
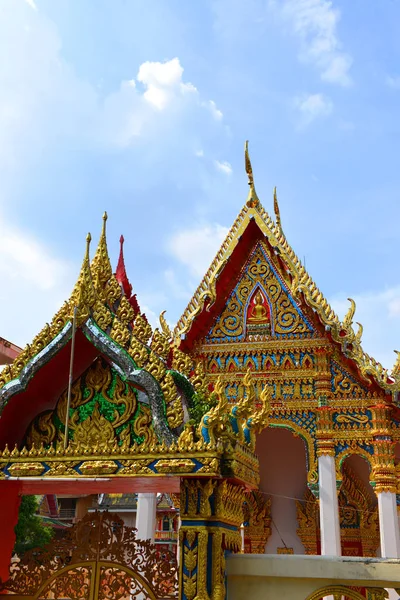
[64,306,78,450]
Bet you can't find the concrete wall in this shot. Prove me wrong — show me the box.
[226,554,400,600]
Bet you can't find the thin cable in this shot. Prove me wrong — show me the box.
[256,488,380,519]
[271,517,289,549]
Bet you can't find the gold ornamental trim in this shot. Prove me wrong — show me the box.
[174,152,399,392]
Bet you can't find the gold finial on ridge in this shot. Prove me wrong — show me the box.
[245,140,259,208]
[86,233,92,255]
[273,186,282,233]
[92,212,112,288]
[69,232,96,316]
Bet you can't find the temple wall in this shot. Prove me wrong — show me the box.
[226,554,400,600]
[256,427,308,554]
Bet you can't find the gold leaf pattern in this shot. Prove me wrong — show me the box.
[150,329,170,360]
[208,244,312,340]
[133,313,153,344]
[109,316,130,348]
[128,336,149,367]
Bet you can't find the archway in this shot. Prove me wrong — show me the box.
[339,454,379,558]
[256,426,308,554]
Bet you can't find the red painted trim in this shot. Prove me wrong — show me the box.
[181,219,264,351]
[0,482,22,582]
[0,330,99,447]
[0,477,181,495]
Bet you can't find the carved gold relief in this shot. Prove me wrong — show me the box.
[243,490,271,553]
[24,357,160,453]
[207,244,313,342]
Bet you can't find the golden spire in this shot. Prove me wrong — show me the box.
[273,186,282,233]
[245,140,259,208]
[69,232,96,319]
[91,211,112,289]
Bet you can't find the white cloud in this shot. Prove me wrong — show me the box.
[0,1,227,172]
[206,100,223,120]
[386,75,400,90]
[214,160,233,175]
[274,0,352,86]
[164,269,193,300]
[167,223,229,278]
[330,286,400,372]
[294,92,333,126]
[137,57,197,110]
[0,212,74,347]
[0,1,234,347]
[24,0,37,10]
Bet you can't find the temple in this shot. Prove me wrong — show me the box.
[0,142,399,600]
[171,142,400,559]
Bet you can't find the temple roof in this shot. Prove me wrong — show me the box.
[0,213,195,447]
[174,142,400,395]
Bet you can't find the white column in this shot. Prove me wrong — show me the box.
[136,493,157,542]
[318,454,341,556]
[377,491,400,558]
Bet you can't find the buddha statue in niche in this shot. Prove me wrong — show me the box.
[247,290,269,324]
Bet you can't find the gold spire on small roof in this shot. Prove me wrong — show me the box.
[245,141,259,208]
[91,211,112,289]
[69,232,96,318]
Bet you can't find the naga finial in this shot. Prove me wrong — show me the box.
[393,350,400,377]
[273,186,282,233]
[245,140,259,208]
[159,310,172,341]
[343,298,356,331]
[354,322,363,344]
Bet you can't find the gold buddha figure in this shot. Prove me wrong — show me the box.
[248,291,268,323]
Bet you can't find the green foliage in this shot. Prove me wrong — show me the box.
[14,496,54,556]
[188,391,217,427]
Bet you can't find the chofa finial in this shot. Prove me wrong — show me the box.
[244,140,259,208]
[85,233,92,257]
[273,186,282,234]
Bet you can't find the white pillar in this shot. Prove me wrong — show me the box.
[318,454,341,556]
[136,493,157,542]
[377,491,400,558]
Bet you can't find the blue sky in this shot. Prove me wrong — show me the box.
[0,0,399,372]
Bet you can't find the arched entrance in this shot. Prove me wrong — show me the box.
[0,512,177,600]
[256,426,309,554]
[339,454,379,558]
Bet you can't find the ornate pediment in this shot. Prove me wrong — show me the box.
[206,243,315,344]
[25,357,157,452]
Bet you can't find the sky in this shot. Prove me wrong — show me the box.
[0,0,399,372]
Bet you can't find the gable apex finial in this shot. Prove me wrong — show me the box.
[273,186,283,234]
[244,140,259,208]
